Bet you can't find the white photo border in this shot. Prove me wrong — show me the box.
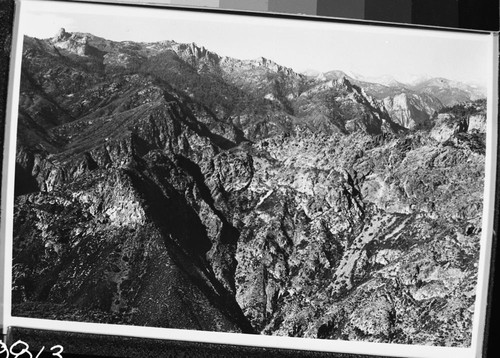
[1,1,498,358]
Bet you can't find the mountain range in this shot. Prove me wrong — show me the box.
[12,29,487,346]
[308,69,485,105]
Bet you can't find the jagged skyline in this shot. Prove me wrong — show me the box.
[19,0,492,87]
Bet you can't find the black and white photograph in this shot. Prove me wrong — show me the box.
[1,0,497,357]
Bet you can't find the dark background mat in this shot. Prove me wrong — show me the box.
[0,0,498,357]
[6,327,391,358]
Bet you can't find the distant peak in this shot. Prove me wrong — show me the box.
[53,27,70,42]
[337,76,352,87]
[255,56,270,65]
[252,57,289,73]
[190,42,202,50]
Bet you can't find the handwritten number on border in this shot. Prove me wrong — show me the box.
[0,341,9,358]
[50,346,63,358]
[0,341,63,358]
[34,347,44,358]
[10,341,32,358]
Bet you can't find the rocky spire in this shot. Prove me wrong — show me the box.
[53,28,69,42]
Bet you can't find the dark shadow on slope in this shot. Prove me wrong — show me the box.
[174,154,241,293]
[124,164,254,333]
[14,163,39,196]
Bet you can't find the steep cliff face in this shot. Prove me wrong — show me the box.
[293,77,405,136]
[382,92,443,129]
[12,31,486,347]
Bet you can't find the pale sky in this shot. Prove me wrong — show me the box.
[19,0,493,86]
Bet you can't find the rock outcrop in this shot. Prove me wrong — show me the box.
[382,92,443,129]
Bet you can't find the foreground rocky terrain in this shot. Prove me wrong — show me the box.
[12,29,487,346]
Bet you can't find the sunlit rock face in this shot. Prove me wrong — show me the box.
[12,30,486,347]
[382,92,443,129]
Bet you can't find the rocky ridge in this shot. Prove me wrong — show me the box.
[12,29,487,346]
[314,70,486,131]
